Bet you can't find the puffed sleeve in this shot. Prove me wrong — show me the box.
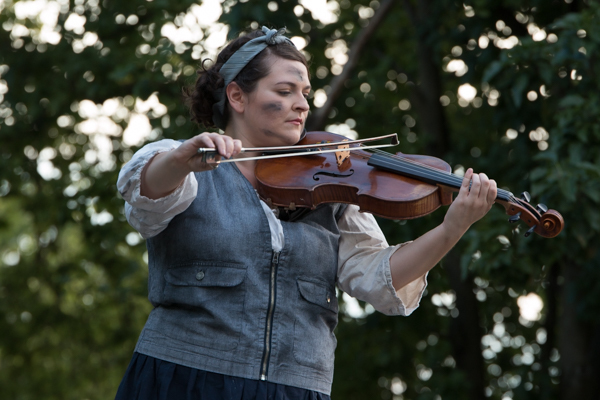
[117,139,198,238]
[337,205,428,316]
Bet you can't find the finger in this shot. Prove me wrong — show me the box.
[478,173,490,199]
[470,172,481,198]
[189,134,218,158]
[459,168,473,197]
[221,139,232,159]
[209,135,229,158]
[487,179,497,205]
[182,134,207,149]
[191,134,224,164]
[226,136,241,158]
[232,139,243,157]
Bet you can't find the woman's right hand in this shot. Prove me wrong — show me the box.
[140,133,242,199]
[172,132,243,173]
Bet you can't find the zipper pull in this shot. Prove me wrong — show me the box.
[272,251,280,265]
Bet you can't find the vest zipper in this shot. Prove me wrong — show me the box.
[260,251,280,381]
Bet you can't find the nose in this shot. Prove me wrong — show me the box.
[294,93,310,112]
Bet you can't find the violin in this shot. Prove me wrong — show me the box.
[253,131,564,238]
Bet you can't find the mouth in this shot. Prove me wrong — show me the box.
[287,118,303,125]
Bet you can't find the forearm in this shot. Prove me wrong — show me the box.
[389,221,466,291]
[390,168,497,291]
[139,132,242,200]
[141,151,192,199]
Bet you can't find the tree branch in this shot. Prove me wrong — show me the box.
[406,0,450,157]
[401,0,417,25]
[306,0,396,131]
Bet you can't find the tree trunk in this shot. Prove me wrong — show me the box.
[444,251,486,399]
[403,0,450,158]
[558,258,600,399]
[539,262,558,399]
[403,2,484,397]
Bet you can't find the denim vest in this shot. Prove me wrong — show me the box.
[135,163,347,395]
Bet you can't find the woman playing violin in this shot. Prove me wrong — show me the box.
[115,27,497,400]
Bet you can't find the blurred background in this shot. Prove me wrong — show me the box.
[1,0,599,399]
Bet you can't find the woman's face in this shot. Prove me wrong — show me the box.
[236,57,311,147]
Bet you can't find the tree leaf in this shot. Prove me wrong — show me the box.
[558,176,578,202]
[482,60,504,83]
[511,74,528,108]
[559,94,585,108]
[529,166,548,181]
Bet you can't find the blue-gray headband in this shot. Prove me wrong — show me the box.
[212,26,295,130]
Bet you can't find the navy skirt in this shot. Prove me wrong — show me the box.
[115,352,331,400]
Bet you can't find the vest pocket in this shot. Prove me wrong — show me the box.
[293,278,338,371]
[162,262,247,351]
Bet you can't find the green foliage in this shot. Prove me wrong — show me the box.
[1,0,598,399]
[0,0,199,397]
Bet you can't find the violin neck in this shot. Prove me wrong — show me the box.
[367,153,513,202]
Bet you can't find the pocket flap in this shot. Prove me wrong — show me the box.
[297,278,338,313]
[165,263,246,287]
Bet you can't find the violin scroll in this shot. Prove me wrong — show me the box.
[537,210,564,238]
[498,197,564,238]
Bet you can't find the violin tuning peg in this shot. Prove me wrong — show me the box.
[508,212,521,223]
[536,203,548,214]
[520,191,531,203]
[524,225,537,237]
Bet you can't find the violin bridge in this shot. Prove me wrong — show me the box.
[335,141,350,167]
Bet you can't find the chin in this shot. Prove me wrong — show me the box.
[286,129,304,145]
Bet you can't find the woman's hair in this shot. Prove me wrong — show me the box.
[184,29,309,128]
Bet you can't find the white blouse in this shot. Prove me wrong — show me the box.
[117,139,428,316]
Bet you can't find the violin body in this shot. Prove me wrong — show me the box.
[256,131,453,219]
[255,131,564,238]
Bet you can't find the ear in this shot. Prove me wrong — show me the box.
[226,82,246,114]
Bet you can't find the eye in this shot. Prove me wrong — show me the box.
[278,91,291,96]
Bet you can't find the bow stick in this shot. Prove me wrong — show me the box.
[196,133,399,164]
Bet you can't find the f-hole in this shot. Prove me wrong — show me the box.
[313,169,355,181]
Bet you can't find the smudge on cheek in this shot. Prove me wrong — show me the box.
[259,102,289,139]
[262,129,278,137]
[261,102,284,114]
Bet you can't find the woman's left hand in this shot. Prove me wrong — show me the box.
[442,168,497,238]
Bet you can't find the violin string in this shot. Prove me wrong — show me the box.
[367,147,513,201]
[369,149,462,187]
[375,152,514,201]
[371,148,514,200]
[383,149,514,201]
[369,148,458,184]
[370,148,456,182]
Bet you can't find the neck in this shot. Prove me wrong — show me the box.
[235,160,257,188]
[225,118,257,147]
